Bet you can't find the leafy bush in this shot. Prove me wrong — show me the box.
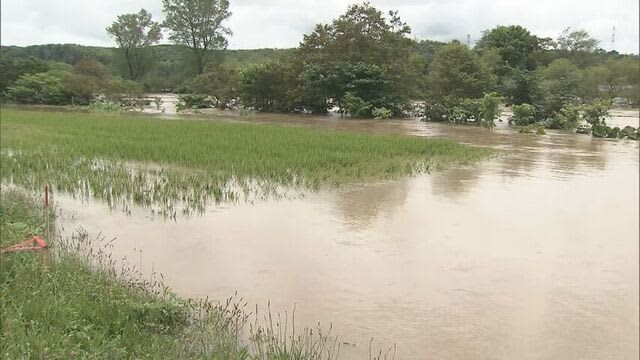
[453,98,482,123]
[422,96,481,123]
[422,96,458,122]
[176,94,213,112]
[582,99,612,126]
[606,126,621,138]
[187,67,238,109]
[341,92,372,118]
[518,124,546,134]
[590,124,639,140]
[238,62,293,112]
[479,92,502,127]
[576,124,591,134]
[620,126,639,140]
[7,72,70,104]
[87,100,124,112]
[511,103,536,126]
[372,107,393,119]
[546,103,582,129]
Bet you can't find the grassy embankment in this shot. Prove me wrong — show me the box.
[1,108,493,214]
[1,189,345,359]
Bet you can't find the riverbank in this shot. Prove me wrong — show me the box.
[0,188,348,359]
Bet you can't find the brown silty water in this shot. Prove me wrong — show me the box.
[55,109,639,359]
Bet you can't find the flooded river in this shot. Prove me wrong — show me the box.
[55,110,639,359]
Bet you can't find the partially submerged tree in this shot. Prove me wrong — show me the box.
[539,58,583,116]
[427,42,496,99]
[106,9,162,80]
[295,3,416,116]
[162,0,232,74]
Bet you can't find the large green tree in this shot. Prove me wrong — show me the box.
[106,9,162,80]
[427,42,496,99]
[557,28,600,53]
[476,25,540,69]
[539,58,583,116]
[162,0,232,74]
[294,3,416,116]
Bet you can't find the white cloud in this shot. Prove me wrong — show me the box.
[1,0,638,53]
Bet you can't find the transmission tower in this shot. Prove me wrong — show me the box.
[611,26,616,51]
[466,34,471,48]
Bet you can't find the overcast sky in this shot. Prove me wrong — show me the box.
[1,0,639,54]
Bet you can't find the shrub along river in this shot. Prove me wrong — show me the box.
[54,109,639,359]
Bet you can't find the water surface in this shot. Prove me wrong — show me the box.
[56,111,639,359]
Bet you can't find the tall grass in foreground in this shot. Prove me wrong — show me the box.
[1,188,397,359]
[1,109,493,214]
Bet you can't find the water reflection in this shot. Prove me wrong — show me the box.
[430,167,483,198]
[334,181,409,231]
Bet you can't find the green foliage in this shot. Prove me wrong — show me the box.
[518,124,546,134]
[0,56,49,93]
[65,58,113,104]
[511,103,537,126]
[582,99,612,125]
[7,71,69,104]
[372,107,393,119]
[1,109,493,208]
[589,123,637,139]
[0,191,190,358]
[480,92,502,125]
[162,0,232,74]
[428,42,496,99]
[421,92,500,127]
[620,126,640,140]
[539,58,583,116]
[87,100,124,112]
[238,62,293,112]
[184,66,238,109]
[476,25,540,69]
[2,16,639,114]
[557,28,600,53]
[545,103,582,129]
[341,92,372,118]
[175,94,214,112]
[106,9,162,80]
[501,68,542,105]
[543,99,612,132]
[579,58,639,101]
[422,96,464,122]
[292,3,416,117]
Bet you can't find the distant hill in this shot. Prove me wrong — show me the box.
[0,43,292,67]
[0,43,294,90]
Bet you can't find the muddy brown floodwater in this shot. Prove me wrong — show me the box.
[56,110,639,359]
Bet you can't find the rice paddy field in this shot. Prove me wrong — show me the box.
[0,108,494,359]
[0,108,492,214]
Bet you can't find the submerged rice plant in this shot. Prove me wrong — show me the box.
[1,108,493,214]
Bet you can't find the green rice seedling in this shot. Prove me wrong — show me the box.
[1,108,493,214]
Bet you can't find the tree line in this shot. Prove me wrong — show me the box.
[0,1,638,131]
